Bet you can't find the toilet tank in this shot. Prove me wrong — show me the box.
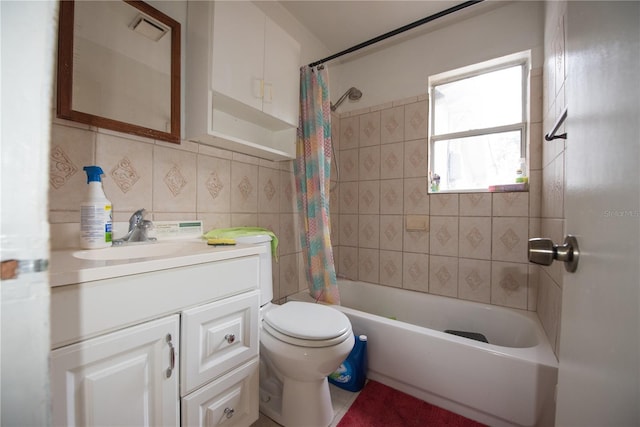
[234,235,273,306]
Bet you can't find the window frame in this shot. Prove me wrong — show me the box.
[428,53,530,193]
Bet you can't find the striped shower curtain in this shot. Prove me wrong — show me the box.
[294,65,340,304]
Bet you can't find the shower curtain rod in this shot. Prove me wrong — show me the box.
[309,0,483,68]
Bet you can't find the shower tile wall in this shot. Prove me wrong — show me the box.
[48,119,305,302]
[537,0,568,355]
[332,72,544,312]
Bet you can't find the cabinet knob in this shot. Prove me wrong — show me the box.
[224,407,235,419]
[224,333,236,344]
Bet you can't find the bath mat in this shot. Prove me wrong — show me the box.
[337,380,486,427]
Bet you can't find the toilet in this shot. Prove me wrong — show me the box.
[235,235,354,427]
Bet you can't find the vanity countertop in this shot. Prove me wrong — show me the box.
[50,240,264,287]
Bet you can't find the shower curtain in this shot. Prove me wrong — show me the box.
[294,65,340,304]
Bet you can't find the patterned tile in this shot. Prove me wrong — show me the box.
[258,166,280,213]
[380,142,404,179]
[49,145,79,190]
[197,155,230,213]
[380,105,404,144]
[340,149,359,182]
[339,214,358,247]
[430,193,459,216]
[403,139,428,178]
[164,165,188,197]
[379,215,403,251]
[458,217,491,260]
[338,246,358,280]
[491,261,528,309]
[492,217,529,262]
[380,179,403,215]
[379,250,403,288]
[358,248,379,284]
[429,255,458,297]
[108,157,140,194]
[230,161,258,213]
[359,111,380,147]
[459,193,491,216]
[358,180,380,214]
[403,252,429,292]
[404,178,429,214]
[153,146,196,213]
[403,227,429,254]
[358,215,380,249]
[340,116,359,150]
[279,213,297,255]
[359,146,380,180]
[280,170,296,213]
[429,216,458,257]
[458,258,491,303]
[340,182,359,214]
[493,192,529,217]
[404,101,428,141]
[279,253,299,298]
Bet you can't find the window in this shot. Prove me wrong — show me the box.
[429,54,528,192]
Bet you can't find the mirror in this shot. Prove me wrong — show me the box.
[57,0,180,143]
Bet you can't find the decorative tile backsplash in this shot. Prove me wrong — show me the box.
[48,119,304,302]
[333,87,543,312]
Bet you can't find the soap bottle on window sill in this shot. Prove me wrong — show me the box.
[430,172,440,192]
[515,158,528,184]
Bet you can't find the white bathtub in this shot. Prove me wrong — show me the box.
[291,279,558,427]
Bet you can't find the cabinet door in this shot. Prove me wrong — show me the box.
[51,315,180,427]
[182,359,259,427]
[263,17,301,127]
[181,291,259,395]
[211,1,264,111]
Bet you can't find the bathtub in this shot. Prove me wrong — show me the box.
[291,279,558,427]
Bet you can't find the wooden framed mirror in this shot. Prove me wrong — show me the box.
[57,0,181,143]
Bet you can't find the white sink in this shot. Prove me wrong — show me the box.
[72,242,192,261]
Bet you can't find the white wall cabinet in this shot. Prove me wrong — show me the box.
[51,315,180,427]
[186,1,301,160]
[50,251,261,427]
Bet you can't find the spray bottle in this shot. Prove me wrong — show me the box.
[80,166,112,249]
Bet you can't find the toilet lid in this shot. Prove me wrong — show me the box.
[264,301,351,341]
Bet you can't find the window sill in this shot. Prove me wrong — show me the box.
[429,182,529,194]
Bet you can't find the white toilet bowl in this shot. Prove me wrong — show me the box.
[234,234,354,427]
[259,302,354,427]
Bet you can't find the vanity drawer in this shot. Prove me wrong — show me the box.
[181,358,258,427]
[181,291,259,395]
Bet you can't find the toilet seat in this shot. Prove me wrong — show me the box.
[263,302,352,348]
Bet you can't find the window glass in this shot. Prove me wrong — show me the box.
[429,59,527,193]
[432,131,522,191]
[433,66,523,135]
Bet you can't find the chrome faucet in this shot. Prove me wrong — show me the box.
[112,209,157,245]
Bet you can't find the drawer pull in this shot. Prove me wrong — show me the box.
[224,407,235,419]
[224,333,236,344]
[166,333,175,378]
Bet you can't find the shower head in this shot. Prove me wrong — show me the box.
[331,87,363,111]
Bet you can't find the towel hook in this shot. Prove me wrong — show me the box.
[545,106,568,141]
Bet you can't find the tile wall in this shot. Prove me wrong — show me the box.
[537,0,568,355]
[332,68,544,313]
[48,119,306,302]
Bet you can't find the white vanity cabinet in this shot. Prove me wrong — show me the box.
[186,1,301,161]
[49,245,263,427]
[50,315,180,427]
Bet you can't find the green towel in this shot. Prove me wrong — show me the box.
[203,227,278,259]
